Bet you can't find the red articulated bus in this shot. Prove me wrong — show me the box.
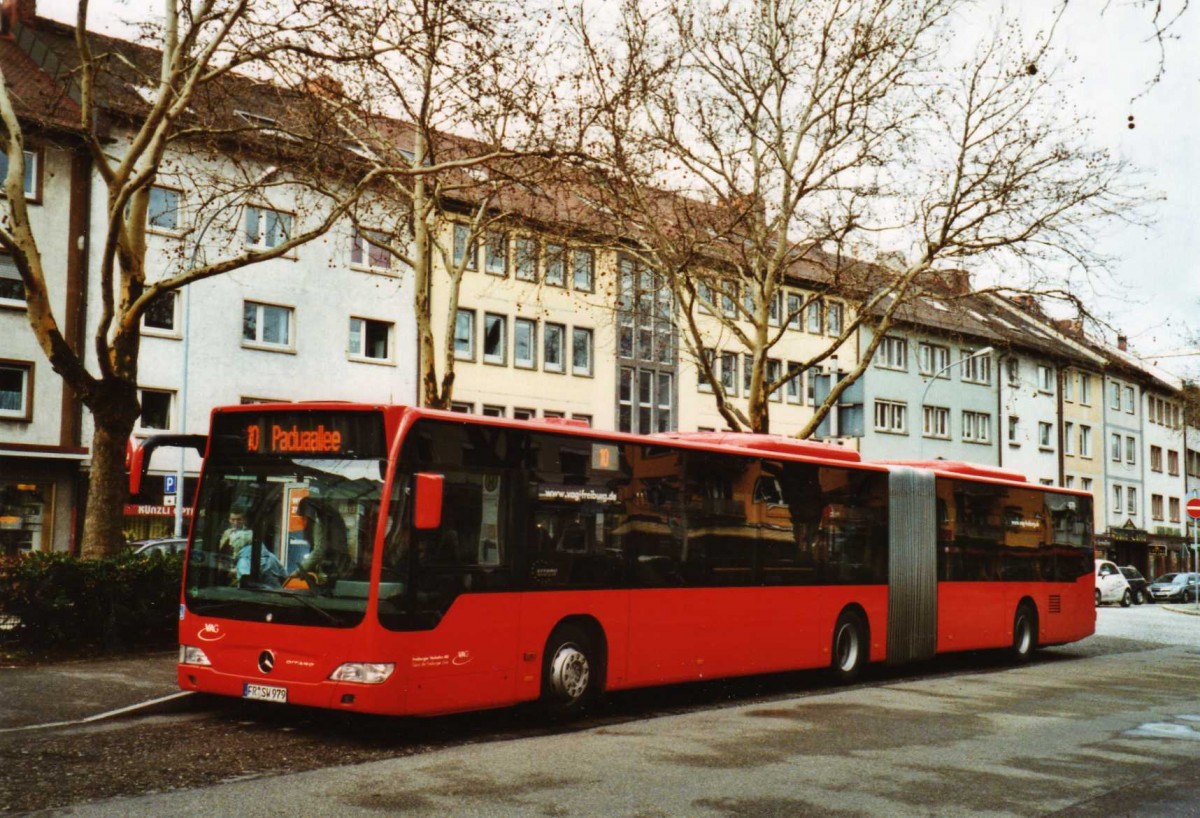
[136,403,1095,718]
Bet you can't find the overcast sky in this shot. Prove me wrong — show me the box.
[38,0,1200,381]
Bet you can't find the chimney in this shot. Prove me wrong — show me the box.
[1,0,35,32]
[1117,335,1128,352]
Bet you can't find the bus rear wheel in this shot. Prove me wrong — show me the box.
[829,610,867,683]
[540,624,598,720]
[1011,603,1037,663]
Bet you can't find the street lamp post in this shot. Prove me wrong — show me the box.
[917,346,995,459]
[172,167,278,536]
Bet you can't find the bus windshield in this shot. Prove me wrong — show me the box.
[184,412,387,627]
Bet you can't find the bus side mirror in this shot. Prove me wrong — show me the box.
[414,473,444,530]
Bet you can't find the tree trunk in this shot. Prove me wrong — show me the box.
[79,382,140,559]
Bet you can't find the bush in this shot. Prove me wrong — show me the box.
[0,551,182,655]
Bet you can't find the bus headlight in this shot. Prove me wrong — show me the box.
[179,645,212,666]
[329,662,395,684]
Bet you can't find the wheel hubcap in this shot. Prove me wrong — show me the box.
[1016,618,1032,653]
[836,624,859,671]
[550,644,589,700]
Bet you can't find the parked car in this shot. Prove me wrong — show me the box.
[1095,559,1132,607]
[1147,572,1200,603]
[1119,566,1150,605]
[128,537,187,558]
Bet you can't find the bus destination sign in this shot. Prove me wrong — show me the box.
[246,423,343,454]
[212,410,387,459]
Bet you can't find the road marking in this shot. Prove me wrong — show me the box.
[0,691,194,734]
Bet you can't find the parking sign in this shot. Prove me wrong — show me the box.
[164,474,177,495]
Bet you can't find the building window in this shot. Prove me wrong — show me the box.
[454,308,475,360]
[806,299,824,334]
[0,361,32,420]
[767,292,782,326]
[452,223,477,271]
[572,327,593,376]
[571,414,593,427]
[923,405,949,439]
[1152,494,1164,521]
[351,230,393,271]
[482,405,505,418]
[147,186,182,232]
[242,301,293,349]
[1065,476,1075,489]
[1110,433,1121,462]
[698,349,715,393]
[142,291,177,333]
[743,353,753,396]
[1080,374,1091,405]
[484,231,508,276]
[137,388,174,431]
[1082,477,1092,493]
[720,281,738,318]
[1110,381,1121,411]
[766,359,782,402]
[544,322,565,372]
[513,407,536,420]
[0,149,39,198]
[348,317,392,362]
[1037,365,1054,393]
[515,237,538,282]
[1063,371,1074,402]
[0,253,22,304]
[918,343,950,377]
[787,293,803,330]
[514,318,536,369]
[1170,497,1181,523]
[827,302,843,336]
[721,352,738,396]
[1080,425,1092,458]
[786,362,803,404]
[545,243,566,287]
[245,205,292,249]
[483,313,507,365]
[1124,385,1135,414]
[877,336,908,371]
[1006,357,1020,386]
[1008,415,1019,444]
[450,402,473,414]
[963,411,991,443]
[873,400,908,434]
[1151,445,1163,472]
[572,249,595,292]
[618,367,673,434]
[961,349,991,385]
[1127,487,1137,516]
[1126,436,1136,464]
[1038,422,1053,449]
[1064,421,1074,455]
[543,410,565,419]
[1168,450,1180,476]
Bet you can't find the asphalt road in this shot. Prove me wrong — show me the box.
[9,603,1198,818]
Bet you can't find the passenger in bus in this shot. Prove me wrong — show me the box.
[218,507,253,557]
[293,498,352,581]
[235,541,287,587]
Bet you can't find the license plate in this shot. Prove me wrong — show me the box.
[243,683,287,703]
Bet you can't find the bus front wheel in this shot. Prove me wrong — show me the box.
[829,610,867,683]
[540,624,598,720]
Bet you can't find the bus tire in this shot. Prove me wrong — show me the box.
[540,624,598,720]
[829,610,867,683]
[1011,603,1037,663]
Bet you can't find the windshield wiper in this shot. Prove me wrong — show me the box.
[254,587,343,626]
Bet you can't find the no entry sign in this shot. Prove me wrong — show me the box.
[1188,497,1200,520]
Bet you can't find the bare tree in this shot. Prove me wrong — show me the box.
[330,0,569,410]
[0,0,395,557]
[571,0,1145,436]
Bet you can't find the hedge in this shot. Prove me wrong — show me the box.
[0,551,182,655]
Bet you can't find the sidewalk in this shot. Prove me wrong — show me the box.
[0,651,184,732]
